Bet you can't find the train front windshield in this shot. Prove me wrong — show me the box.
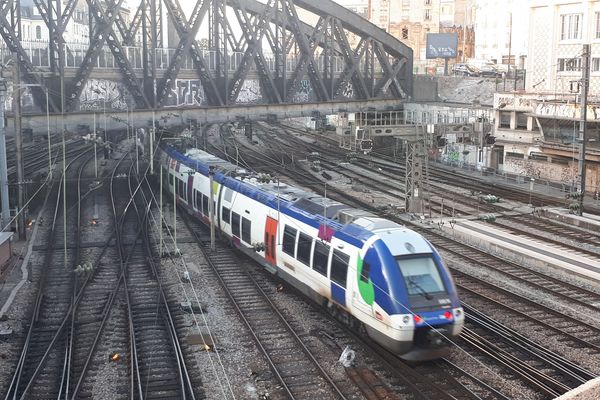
[396,255,447,296]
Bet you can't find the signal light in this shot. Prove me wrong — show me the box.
[414,315,423,324]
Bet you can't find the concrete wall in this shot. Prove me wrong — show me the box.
[412,76,438,102]
[437,76,497,106]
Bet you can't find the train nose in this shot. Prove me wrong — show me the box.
[415,327,449,348]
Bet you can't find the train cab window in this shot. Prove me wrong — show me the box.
[222,206,231,223]
[331,250,349,288]
[297,233,312,265]
[242,218,251,243]
[397,256,446,295]
[360,261,371,283]
[282,225,297,256]
[202,195,209,215]
[312,241,329,276]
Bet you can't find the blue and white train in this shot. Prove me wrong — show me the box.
[158,143,464,361]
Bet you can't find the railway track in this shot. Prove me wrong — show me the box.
[3,140,200,399]
[3,148,94,399]
[213,128,600,395]
[179,214,351,400]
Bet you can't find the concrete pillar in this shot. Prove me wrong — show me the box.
[510,111,517,130]
[494,110,501,129]
[527,116,534,131]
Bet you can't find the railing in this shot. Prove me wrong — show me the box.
[0,41,383,75]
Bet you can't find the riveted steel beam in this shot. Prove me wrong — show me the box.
[163,0,223,106]
[157,0,210,106]
[230,0,281,103]
[282,0,329,101]
[67,0,149,111]
[332,23,369,99]
[0,8,58,111]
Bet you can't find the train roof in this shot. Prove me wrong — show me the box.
[163,144,414,249]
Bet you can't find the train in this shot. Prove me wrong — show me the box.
[158,142,464,361]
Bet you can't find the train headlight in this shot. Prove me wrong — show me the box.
[402,315,410,324]
[454,308,463,318]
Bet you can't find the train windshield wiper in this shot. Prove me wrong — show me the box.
[408,278,433,300]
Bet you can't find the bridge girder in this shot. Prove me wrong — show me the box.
[0,0,412,113]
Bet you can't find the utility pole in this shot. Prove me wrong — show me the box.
[13,54,25,240]
[209,165,215,251]
[0,78,10,230]
[578,43,590,216]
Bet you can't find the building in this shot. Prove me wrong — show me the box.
[482,0,600,197]
[473,0,529,67]
[388,0,475,73]
[16,0,90,44]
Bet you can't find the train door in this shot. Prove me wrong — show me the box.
[264,217,278,265]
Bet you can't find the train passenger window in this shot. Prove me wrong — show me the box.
[231,212,240,237]
[195,190,201,210]
[169,173,174,186]
[331,250,349,288]
[222,206,230,223]
[182,182,187,201]
[360,261,371,283]
[242,218,251,243]
[202,195,209,215]
[224,187,233,202]
[312,241,329,276]
[282,225,297,256]
[297,233,312,265]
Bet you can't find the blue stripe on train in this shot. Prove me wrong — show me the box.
[331,283,346,307]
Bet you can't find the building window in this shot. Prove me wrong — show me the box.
[35,26,41,40]
[402,27,409,40]
[593,58,600,72]
[424,9,432,21]
[596,12,600,39]
[557,57,582,72]
[560,14,582,40]
[425,0,431,5]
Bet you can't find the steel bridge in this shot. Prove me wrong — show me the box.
[0,0,412,118]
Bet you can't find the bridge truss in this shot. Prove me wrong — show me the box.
[0,0,412,113]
